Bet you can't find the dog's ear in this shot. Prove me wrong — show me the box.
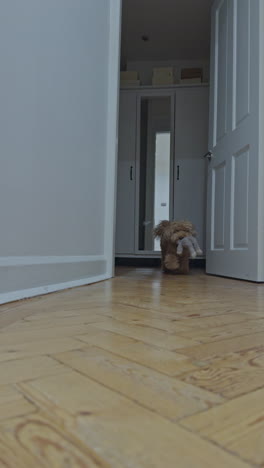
[153,220,170,238]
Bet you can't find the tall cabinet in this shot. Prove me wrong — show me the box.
[115,85,209,257]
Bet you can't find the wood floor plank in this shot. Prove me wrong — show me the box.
[91,319,198,350]
[0,324,97,345]
[0,337,82,363]
[115,298,261,319]
[54,346,223,421]
[6,312,108,331]
[0,307,37,330]
[180,319,264,343]
[0,385,36,421]
[178,345,264,399]
[179,331,264,361]
[77,331,198,376]
[74,304,187,326]
[0,413,110,468]
[114,296,224,315]
[177,312,261,329]
[0,437,34,468]
[0,356,67,385]
[126,316,191,334]
[179,363,264,398]
[181,387,264,465]
[196,348,264,370]
[18,370,249,468]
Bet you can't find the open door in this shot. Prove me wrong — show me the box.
[0,0,121,304]
[206,0,264,281]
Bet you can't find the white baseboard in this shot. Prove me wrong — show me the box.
[0,255,109,305]
[0,255,105,267]
[0,273,109,305]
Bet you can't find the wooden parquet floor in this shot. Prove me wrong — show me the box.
[1,267,264,467]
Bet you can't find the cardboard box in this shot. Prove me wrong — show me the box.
[120,71,138,82]
[152,67,174,86]
[120,80,140,88]
[181,68,203,81]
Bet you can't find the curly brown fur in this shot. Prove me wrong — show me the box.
[153,220,170,238]
[154,220,196,274]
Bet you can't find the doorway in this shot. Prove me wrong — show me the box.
[114,0,264,281]
[115,0,211,267]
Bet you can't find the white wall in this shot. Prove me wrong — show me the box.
[127,59,210,85]
[0,0,121,303]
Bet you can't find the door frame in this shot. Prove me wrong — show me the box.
[104,0,122,277]
[110,0,264,279]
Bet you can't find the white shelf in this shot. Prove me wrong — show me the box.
[120,83,209,91]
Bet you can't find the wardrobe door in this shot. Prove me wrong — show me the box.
[115,91,137,254]
[174,87,209,253]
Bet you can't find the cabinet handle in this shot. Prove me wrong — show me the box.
[130,166,133,181]
[177,165,180,180]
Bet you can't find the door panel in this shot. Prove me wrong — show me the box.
[174,87,209,254]
[115,92,137,254]
[216,0,228,143]
[230,146,249,249]
[235,0,250,127]
[212,162,226,251]
[206,0,262,280]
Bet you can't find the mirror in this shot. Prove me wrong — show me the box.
[138,96,173,252]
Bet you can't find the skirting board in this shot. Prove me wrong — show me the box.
[0,256,109,305]
[0,273,109,306]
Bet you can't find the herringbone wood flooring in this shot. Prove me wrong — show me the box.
[1,267,264,467]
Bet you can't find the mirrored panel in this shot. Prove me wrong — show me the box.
[138,96,173,252]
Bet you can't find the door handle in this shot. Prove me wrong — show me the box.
[203,150,214,162]
[130,166,133,181]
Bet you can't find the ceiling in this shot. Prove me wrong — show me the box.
[121,0,212,62]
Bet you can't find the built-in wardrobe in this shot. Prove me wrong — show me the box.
[115,84,209,257]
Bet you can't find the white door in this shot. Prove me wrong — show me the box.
[206,0,264,281]
[0,0,121,304]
